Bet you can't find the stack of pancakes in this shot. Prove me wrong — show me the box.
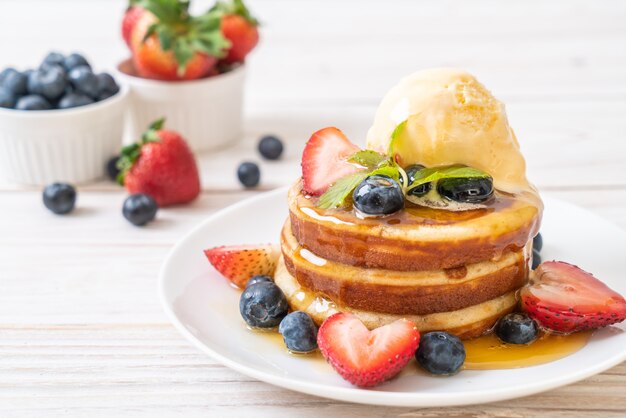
[274,181,542,339]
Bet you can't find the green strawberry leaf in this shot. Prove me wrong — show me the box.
[148,117,165,131]
[211,0,259,26]
[116,118,167,184]
[143,23,159,43]
[173,38,194,75]
[116,143,142,185]
[138,0,229,72]
[407,165,491,192]
[347,150,386,169]
[157,26,175,50]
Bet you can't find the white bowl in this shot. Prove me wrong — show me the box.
[116,60,245,152]
[0,85,129,186]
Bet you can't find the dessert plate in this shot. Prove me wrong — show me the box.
[159,187,626,407]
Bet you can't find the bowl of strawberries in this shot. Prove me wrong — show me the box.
[117,0,259,152]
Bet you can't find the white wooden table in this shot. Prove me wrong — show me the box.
[1,1,626,416]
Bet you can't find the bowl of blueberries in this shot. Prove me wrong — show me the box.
[0,52,128,185]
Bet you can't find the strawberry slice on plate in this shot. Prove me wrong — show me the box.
[301,127,361,196]
[204,244,280,288]
[317,313,420,387]
[521,261,626,333]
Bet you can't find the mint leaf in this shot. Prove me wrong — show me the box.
[317,172,368,209]
[348,150,386,169]
[369,165,401,182]
[316,161,404,210]
[407,165,491,192]
[387,119,407,154]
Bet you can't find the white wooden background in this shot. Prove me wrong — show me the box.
[1,0,626,416]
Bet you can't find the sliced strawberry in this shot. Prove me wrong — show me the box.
[521,261,626,333]
[317,313,420,387]
[301,127,361,196]
[204,244,280,288]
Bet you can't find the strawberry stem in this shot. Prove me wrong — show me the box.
[212,0,259,26]
[116,118,167,185]
[137,0,229,73]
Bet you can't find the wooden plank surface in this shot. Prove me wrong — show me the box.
[1,0,625,416]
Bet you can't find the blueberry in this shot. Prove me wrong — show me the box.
[533,232,543,253]
[239,282,288,328]
[237,162,260,188]
[2,70,28,96]
[278,311,318,353]
[95,73,119,101]
[68,66,98,98]
[405,164,432,197]
[437,177,493,204]
[247,275,273,287]
[532,249,541,270]
[42,183,76,214]
[106,156,120,182]
[57,92,94,109]
[415,331,465,375]
[27,67,67,101]
[15,95,51,110]
[122,193,158,226]
[0,88,16,108]
[495,313,538,345]
[0,68,17,85]
[353,175,404,216]
[41,52,65,68]
[39,62,67,77]
[63,53,90,71]
[258,135,284,160]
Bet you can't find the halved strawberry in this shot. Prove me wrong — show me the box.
[317,313,420,387]
[204,244,280,288]
[521,261,626,333]
[301,127,361,196]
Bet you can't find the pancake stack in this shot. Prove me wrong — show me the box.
[275,182,541,339]
[275,68,543,339]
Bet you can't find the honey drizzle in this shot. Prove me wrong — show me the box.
[253,326,591,371]
[463,331,592,370]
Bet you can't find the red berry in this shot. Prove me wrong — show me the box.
[521,261,626,333]
[204,244,280,288]
[118,119,201,207]
[301,127,361,196]
[220,14,259,64]
[317,313,420,387]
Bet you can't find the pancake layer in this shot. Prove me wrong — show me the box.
[274,257,518,339]
[289,181,541,271]
[281,220,530,315]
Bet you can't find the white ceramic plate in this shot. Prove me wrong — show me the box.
[159,187,626,407]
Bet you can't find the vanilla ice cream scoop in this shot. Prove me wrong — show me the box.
[366,68,533,195]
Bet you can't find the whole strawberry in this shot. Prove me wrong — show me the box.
[117,118,201,207]
[214,0,259,64]
[129,0,229,80]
